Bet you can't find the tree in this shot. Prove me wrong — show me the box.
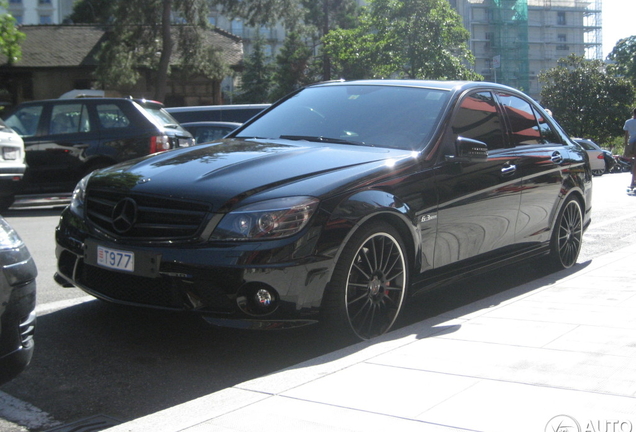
[269,31,312,101]
[235,33,273,103]
[94,0,228,102]
[68,0,117,25]
[214,0,360,81]
[323,0,481,81]
[539,54,635,145]
[608,35,636,87]
[0,0,25,66]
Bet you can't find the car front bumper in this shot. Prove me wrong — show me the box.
[55,209,336,329]
[0,247,37,385]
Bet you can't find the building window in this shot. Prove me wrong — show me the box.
[208,16,216,26]
[557,34,568,50]
[14,15,23,24]
[9,0,22,4]
[231,20,243,37]
[39,0,51,3]
[39,15,52,24]
[557,11,566,25]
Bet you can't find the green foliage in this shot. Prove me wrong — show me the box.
[0,0,25,65]
[94,0,226,101]
[323,0,480,81]
[269,31,313,101]
[69,0,117,24]
[539,54,635,145]
[235,33,273,103]
[608,35,636,87]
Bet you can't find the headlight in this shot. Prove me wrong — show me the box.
[0,217,23,250]
[211,197,320,241]
[69,173,91,216]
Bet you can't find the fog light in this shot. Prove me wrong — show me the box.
[237,283,279,316]
[255,289,273,307]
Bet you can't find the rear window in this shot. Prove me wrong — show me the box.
[141,105,180,127]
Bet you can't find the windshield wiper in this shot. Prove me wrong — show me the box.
[279,135,368,146]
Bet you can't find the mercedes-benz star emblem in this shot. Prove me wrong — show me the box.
[112,198,138,234]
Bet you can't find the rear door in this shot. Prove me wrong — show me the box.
[433,90,523,269]
[494,92,571,245]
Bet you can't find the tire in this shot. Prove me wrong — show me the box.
[322,221,408,340]
[548,196,583,270]
[592,169,604,176]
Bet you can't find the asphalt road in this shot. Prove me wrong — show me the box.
[1,171,635,432]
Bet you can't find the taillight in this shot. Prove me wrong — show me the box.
[150,135,170,153]
[597,154,605,159]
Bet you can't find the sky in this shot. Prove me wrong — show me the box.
[602,0,636,58]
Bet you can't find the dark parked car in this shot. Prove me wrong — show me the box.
[166,104,269,124]
[0,216,36,385]
[55,80,592,340]
[181,121,242,144]
[3,98,194,196]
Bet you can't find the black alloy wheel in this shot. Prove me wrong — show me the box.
[550,196,583,269]
[323,221,408,340]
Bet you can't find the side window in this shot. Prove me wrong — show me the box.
[535,109,562,144]
[50,103,90,135]
[4,105,43,137]
[496,93,543,146]
[97,104,131,129]
[451,91,506,150]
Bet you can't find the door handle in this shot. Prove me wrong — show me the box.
[501,164,516,176]
[551,151,563,164]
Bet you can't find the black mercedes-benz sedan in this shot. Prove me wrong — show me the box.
[54,80,592,340]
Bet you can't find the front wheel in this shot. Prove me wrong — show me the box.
[548,196,583,270]
[322,221,408,340]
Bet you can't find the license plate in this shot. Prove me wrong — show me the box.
[97,245,134,272]
[2,148,17,160]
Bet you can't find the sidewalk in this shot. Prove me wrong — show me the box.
[105,244,636,432]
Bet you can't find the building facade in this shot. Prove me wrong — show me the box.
[451,0,602,98]
[5,0,74,25]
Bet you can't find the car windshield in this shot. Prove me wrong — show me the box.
[236,84,450,150]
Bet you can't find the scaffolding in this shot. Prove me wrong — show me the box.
[491,0,530,92]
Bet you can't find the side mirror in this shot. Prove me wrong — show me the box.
[454,136,488,162]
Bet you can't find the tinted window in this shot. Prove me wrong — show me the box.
[497,93,548,145]
[140,105,180,127]
[5,105,43,137]
[237,85,450,150]
[451,92,505,150]
[50,103,91,135]
[97,104,131,129]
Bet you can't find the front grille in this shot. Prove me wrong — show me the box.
[78,260,184,308]
[76,260,236,312]
[86,188,211,240]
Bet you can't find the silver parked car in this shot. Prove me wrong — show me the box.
[0,118,26,212]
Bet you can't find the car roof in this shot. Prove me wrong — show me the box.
[313,79,520,93]
[12,97,164,107]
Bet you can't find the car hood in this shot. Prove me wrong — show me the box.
[90,138,412,211]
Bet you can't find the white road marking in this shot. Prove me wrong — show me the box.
[35,296,96,315]
[0,391,61,430]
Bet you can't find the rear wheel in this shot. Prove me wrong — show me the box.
[548,196,583,270]
[322,221,408,340]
